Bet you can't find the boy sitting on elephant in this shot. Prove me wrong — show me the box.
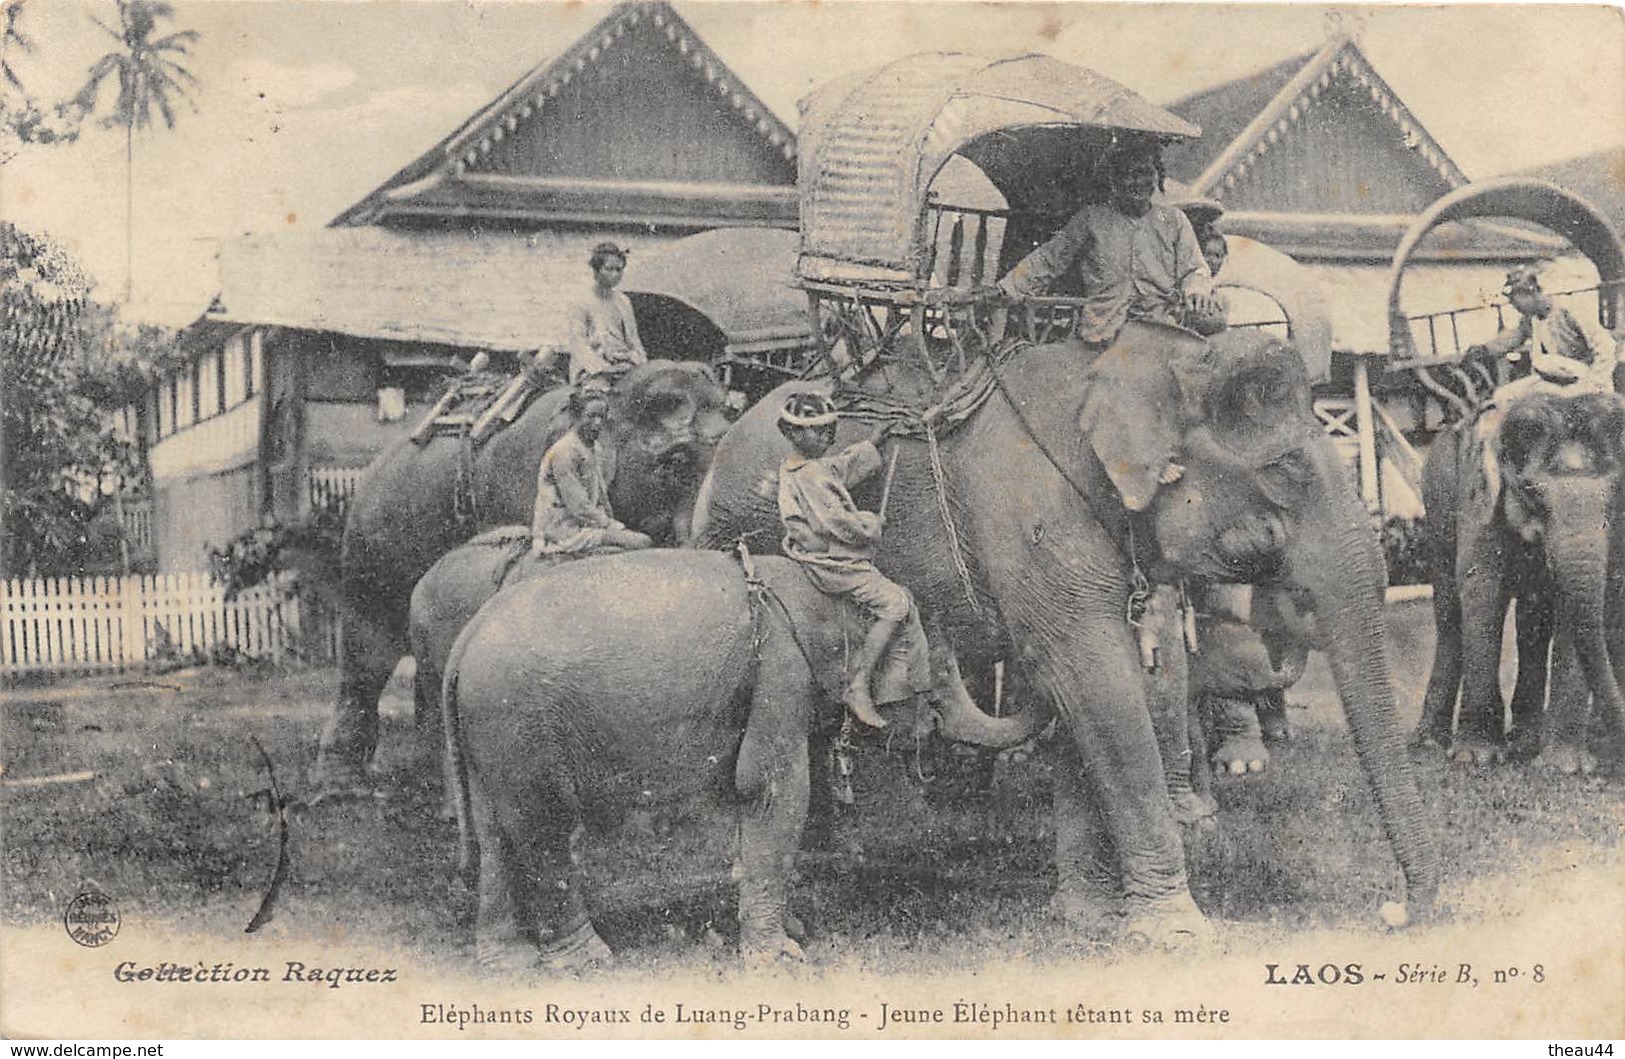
[531,389,653,557]
[776,392,931,729]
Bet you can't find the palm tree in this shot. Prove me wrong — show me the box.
[75,0,198,304]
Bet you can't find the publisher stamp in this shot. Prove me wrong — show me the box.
[63,891,120,948]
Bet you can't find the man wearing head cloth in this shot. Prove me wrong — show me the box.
[776,393,931,729]
[998,136,1226,344]
[564,242,648,383]
[1469,263,1619,391]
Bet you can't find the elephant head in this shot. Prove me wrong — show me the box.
[1494,390,1625,728]
[1077,324,1437,908]
[597,361,733,543]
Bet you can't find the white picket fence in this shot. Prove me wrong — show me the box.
[1,572,337,677]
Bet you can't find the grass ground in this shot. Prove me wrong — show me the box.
[2,599,1621,985]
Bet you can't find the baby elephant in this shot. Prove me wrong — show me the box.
[441,548,1037,973]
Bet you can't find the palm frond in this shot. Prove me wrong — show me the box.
[88,14,122,45]
[152,29,199,49]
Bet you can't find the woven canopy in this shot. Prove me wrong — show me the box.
[797,52,1201,285]
[1386,178,1625,358]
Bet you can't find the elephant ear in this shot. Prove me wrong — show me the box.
[1079,339,1192,512]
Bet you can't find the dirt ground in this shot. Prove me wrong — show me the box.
[3,597,1622,1000]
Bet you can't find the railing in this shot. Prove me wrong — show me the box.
[308,466,364,519]
[1,572,338,678]
[1399,280,1620,363]
[924,202,1009,292]
[119,496,154,554]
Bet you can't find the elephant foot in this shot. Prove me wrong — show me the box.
[537,920,615,974]
[1048,887,1122,938]
[741,930,806,969]
[783,910,808,942]
[1169,789,1218,828]
[1207,695,1269,776]
[1211,737,1269,777]
[1410,724,1450,752]
[1534,745,1599,776]
[308,757,377,805]
[475,935,541,976]
[1120,893,1214,952]
[1449,736,1507,766]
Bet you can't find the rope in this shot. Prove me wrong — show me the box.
[925,420,981,614]
[983,339,1156,603]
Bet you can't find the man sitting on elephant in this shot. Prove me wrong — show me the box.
[1469,264,1619,395]
[531,390,653,557]
[777,393,930,729]
[997,136,1227,343]
[565,242,648,384]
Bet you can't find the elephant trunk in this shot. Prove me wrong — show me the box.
[1545,503,1625,729]
[928,634,1053,748]
[1286,492,1440,916]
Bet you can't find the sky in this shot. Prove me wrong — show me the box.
[1,0,1621,327]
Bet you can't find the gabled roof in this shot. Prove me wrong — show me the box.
[1164,36,1467,200]
[333,1,797,228]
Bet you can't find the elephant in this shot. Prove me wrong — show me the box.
[311,360,732,794]
[691,322,1439,941]
[1190,584,1315,779]
[1416,387,1625,770]
[440,548,1045,970]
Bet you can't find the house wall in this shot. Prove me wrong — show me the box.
[1218,80,1457,215]
[474,18,795,188]
[145,329,267,572]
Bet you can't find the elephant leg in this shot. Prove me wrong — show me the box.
[1186,696,1216,815]
[734,669,814,965]
[313,620,404,794]
[1453,540,1513,764]
[468,781,536,973]
[1049,739,1123,935]
[1256,688,1290,745]
[1535,629,1599,775]
[1508,590,1555,761]
[493,773,610,973]
[1415,564,1463,749]
[1029,596,1209,947]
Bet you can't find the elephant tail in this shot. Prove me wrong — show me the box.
[441,634,478,890]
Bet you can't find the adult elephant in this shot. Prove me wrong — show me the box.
[441,548,1044,970]
[312,360,731,793]
[692,323,1439,939]
[1415,388,1625,768]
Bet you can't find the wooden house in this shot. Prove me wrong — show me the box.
[131,1,799,572]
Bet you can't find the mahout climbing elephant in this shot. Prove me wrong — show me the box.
[691,323,1439,941]
[440,548,1045,971]
[1416,387,1625,770]
[312,361,731,793]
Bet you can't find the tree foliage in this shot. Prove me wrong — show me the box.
[0,0,89,162]
[74,0,199,133]
[2,223,167,577]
